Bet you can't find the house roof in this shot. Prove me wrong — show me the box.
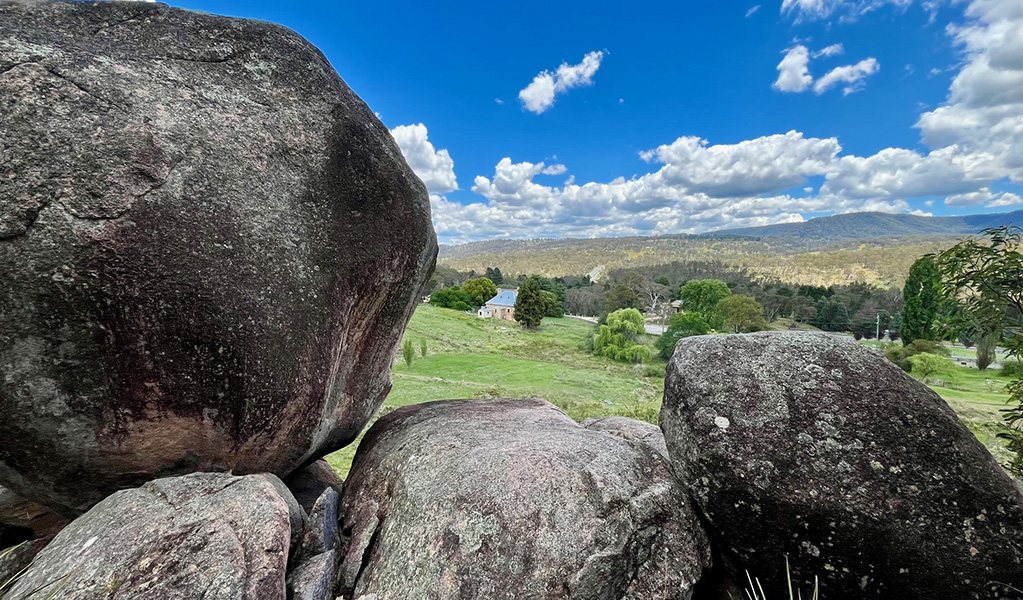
[485,289,517,307]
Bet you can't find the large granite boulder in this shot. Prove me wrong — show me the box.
[339,398,711,600]
[0,1,436,515]
[660,332,1023,599]
[5,472,302,600]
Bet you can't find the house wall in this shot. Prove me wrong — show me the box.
[486,304,515,321]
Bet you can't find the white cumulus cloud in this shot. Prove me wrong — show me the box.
[390,124,458,194]
[814,43,845,58]
[774,46,814,92]
[813,57,880,94]
[519,51,605,114]
[945,187,997,205]
[988,192,1023,207]
[776,44,879,94]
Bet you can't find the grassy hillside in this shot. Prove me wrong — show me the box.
[326,305,1014,476]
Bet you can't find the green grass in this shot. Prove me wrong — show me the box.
[923,364,1016,467]
[326,305,663,476]
[325,307,1016,478]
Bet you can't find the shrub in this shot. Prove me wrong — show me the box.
[593,308,652,363]
[655,312,710,359]
[884,339,950,372]
[1002,361,1023,378]
[402,339,414,370]
[419,337,428,358]
[907,352,960,386]
[430,286,477,311]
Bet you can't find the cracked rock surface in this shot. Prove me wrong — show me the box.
[5,472,299,600]
[339,398,710,600]
[0,1,437,515]
[660,332,1023,600]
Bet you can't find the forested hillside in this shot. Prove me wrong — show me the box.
[716,210,1023,241]
[440,235,953,287]
[438,210,1023,287]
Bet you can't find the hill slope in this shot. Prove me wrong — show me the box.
[712,210,1023,241]
[438,210,1023,286]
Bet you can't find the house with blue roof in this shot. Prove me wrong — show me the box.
[477,288,517,321]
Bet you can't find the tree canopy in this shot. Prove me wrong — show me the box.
[462,277,498,306]
[656,312,710,359]
[593,308,651,363]
[678,279,731,316]
[484,267,503,285]
[901,255,942,345]
[716,294,767,333]
[514,277,549,328]
[430,286,477,311]
[600,285,641,322]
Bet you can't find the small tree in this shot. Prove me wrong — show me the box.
[462,277,498,306]
[716,295,768,333]
[678,279,731,327]
[514,277,549,329]
[907,352,959,387]
[592,308,651,363]
[976,333,997,371]
[901,255,941,345]
[419,337,428,358]
[656,312,710,359]
[402,338,415,370]
[600,284,641,321]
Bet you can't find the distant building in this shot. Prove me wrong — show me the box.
[478,288,517,321]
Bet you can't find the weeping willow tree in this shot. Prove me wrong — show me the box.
[935,226,1023,475]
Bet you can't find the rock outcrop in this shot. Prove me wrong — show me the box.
[581,415,670,460]
[0,0,437,515]
[6,472,302,600]
[339,398,711,600]
[0,484,69,549]
[660,332,1023,599]
[284,459,345,514]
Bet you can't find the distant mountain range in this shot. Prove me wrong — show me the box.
[706,210,1023,241]
[437,209,1023,287]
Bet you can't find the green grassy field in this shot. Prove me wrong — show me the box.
[325,305,665,476]
[326,305,1016,477]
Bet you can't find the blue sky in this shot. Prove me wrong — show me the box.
[167,0,1023,243]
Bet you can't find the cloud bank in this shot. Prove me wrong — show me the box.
[402,0,1023,244]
